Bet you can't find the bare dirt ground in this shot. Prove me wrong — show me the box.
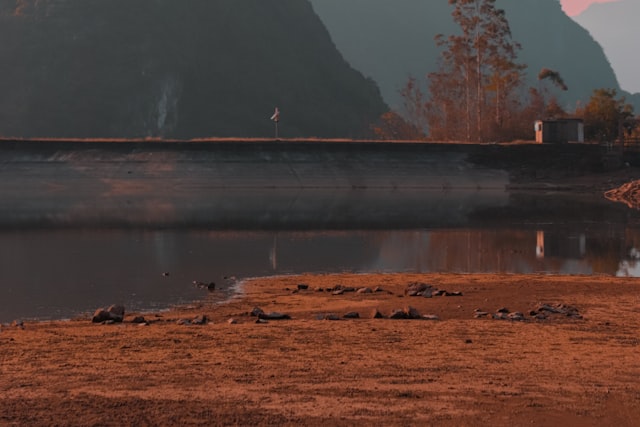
[1,273,639,426]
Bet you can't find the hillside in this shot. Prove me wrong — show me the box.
[573,0,640,95]
[0,0,387,139]
[309,0,628,111]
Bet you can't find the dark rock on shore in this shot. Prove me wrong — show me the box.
[92,304,125,323]
[251,307,291,320]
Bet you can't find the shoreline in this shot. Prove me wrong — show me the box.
[2,272,640,425]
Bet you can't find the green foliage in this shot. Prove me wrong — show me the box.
[578,88,636,142]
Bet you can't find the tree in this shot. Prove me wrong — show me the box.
[578,88,636,143]
[425,0,526,142]
[371,111,426,141]
[538,68,568,92]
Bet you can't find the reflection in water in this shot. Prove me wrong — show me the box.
[1,226,640,322]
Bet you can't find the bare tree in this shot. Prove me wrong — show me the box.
[425,0,526,142]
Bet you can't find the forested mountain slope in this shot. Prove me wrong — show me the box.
[0,0,386,138]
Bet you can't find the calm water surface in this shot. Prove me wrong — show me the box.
[1,221,639,323]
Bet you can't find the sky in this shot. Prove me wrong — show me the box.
[560,0,620,16]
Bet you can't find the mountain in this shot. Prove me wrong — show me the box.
[0,0,387,139]
[309,0,627,111]
[573,0,640,95]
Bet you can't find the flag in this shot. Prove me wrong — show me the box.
[270,107,280,123]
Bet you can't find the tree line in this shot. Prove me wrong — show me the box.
[372,0,638,143]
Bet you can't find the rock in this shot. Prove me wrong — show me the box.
[474,311,490,318]
[422,314,440,320]
[389,309,407,319]
[255,318,269,324]
[176,319,190,325]
[258,312,291,320]
[314,287,324,292]
[92,308,111,323]
[373,286,384,293]
[107,305,125,322]
[507,312,526,321]
[250,307,265,317]
[433,290,446,297]
[332,289,345,296]
[404,306,422,320]
[207,282,216,291]
[421,289,433,298]
[92,306,124,323]
[371,308,385,319]
[447,291,463,297]
[320,314,341,321]
[131,316,146,324]
[404,282,432,296]
[227,318,238,325]
[12,319,24,329]
[297,284,309,290]
[533,303,582,319]
[343,312,360,319]
[357,287,372,294]
[192,315,208,325]
[496,307,510,314]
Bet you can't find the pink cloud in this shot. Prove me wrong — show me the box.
[561,0,621,16]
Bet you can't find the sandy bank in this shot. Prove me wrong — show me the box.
[1,273,639,426]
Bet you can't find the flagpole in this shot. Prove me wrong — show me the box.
[270,107,280,140]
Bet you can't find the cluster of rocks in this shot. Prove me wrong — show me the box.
[530,303,583,320]
[317,306,439,321]
[474,307,527,321]
[193,280,216,291]
[291,283,390,295]
[474,303,582,321]
[404,282,462,298]
[92,305,148,325]
[92,304,126,324]
[1,319,25,331]
[176,314,208,325]
[250,307,292,322]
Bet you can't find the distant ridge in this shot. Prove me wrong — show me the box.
[309,0,629,110]
[573,0,640,94]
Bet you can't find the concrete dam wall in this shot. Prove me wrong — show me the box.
[0,140,613,229]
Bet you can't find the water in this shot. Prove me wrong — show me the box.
[1,215,639,323]
[0,144,638,322]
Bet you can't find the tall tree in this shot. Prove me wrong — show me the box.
[425,0,526,142]
[579,88,636,143]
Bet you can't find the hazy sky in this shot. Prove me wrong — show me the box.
[561,0,620,16]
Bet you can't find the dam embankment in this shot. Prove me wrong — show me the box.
[0,139,617,189]
[0,140,624,229]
